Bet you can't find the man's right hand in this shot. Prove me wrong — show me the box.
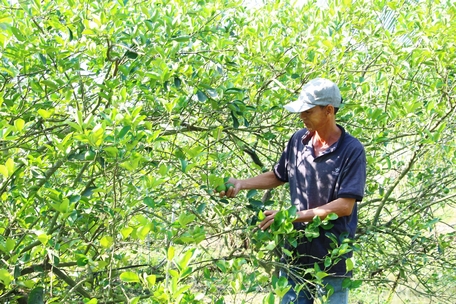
[217,177,241,198]
[216,171,283,198]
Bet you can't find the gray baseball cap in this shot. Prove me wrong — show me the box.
[284,78,342,113]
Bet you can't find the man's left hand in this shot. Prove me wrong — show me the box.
[259,210,278,231]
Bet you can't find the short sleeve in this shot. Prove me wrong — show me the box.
[273,151,289,182]
[273,131,303,183]
[337,147,366,201]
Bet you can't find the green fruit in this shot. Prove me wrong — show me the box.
[215,183,234,192]
[84,150,96,160]
[215,184,226,192]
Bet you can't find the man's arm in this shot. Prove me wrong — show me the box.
[259,197,356,230]
[221,171,285,198]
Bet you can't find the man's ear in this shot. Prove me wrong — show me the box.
[327,105,334,115]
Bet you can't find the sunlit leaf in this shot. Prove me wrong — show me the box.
[100,236,114,248]
[119,271,140,283]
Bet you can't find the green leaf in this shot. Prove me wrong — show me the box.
[81,187,96,198]
[248,199,264,211]
[130,297,140,304]
[42,80,58,89]
[287,206,297,219]
[0,16,13,24]
[136,224,151,240]
[0,269,13,286]
[67,121,82,132]
[118,126,131,139]
[274,276,288,289]
[342,278,363,289]
[119,271,140,283]
[216,260,227,272]
[100,236,113,248]
[324,256,332,268]
[174,77,181,88]
[38,53,47,65]
[176,249,194,272]
[158,164,168,176]
[346,257,354,272]
[315,271,329,280]
[125,51,138,59]
[179,158,188,172]
[14,118,25,131]
[173,35,191,42]
[27,286,44,304]
[167,246,175,261]
[5,158,14,175]
[282,248,293,257]
[272,276,291,297]
[246,189,258,199]
[145,20,154,31]
[196,90,207,102]
[10,26,25,41]
[68,27,74,41]
[77,256,88,267]
[103,146,118,157]
[37,109,52,119]
[258,210,265,220]
[271,211,285,230]
[264,241,276,251]
[5,238,15,252]
[326,213,338,221]
[262,292,275,304]
[37,234,50,245]
[143,197,155,208]
[120,227,133,239]
[196,203,206,214]
[177,213,195,227]
[168,269,179,278]
[0,165,8,178]
[231,112,239,128]
[146,274,156,286]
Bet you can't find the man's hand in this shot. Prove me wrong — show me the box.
[217,177,241,198]
[259,210,278,230]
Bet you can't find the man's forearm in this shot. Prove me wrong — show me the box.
[223,171,284,198]
[240,171,284,190]
[294,197,356,223]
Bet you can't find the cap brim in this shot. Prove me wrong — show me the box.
[283,100,316,113]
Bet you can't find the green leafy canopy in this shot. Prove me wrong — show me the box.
[0,0,455,303]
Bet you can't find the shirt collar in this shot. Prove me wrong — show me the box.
[301,125,346,152]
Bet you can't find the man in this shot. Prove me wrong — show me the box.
[220,78,366,303]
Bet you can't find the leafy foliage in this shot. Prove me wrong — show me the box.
[0,0,455,303]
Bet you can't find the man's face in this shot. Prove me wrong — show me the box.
[299,105,329,131]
